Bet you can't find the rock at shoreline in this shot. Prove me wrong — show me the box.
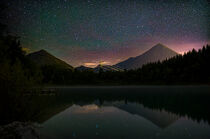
[0,121,40,139]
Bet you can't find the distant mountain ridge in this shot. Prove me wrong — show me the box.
[115,43,178,70]
[75,66,93,71]
[76,65,124,72]
[27,49,73,70]
[94,65,124,72]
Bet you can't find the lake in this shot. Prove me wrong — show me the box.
[31,86,210,139]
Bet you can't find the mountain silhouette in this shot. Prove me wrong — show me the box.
[75,66,93,71]
[115,43,178,70]
[27,49,73,70]
[94,64,124,72]
[92,101,179,129]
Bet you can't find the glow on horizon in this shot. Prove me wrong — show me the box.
[84,61,111,68]
[84,62,98,67]
[169,41,210,55]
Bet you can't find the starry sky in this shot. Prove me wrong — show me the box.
[1,0,210,67]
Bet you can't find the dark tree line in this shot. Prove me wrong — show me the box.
[0,2,43,124]
[0,2,42,95]
[134,45,210,84]
[0,34,43,124]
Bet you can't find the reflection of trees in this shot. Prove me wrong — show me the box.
[1,88,209,125]
[56,90,210,125]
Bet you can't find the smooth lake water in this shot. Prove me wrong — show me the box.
[35,86,210,139]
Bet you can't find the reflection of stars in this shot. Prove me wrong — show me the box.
[193,9,197,13]
[137,25,144,29]
[74,33,78,41]
[40,38,45,41]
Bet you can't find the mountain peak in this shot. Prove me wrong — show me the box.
[152,43,168,49]
[149,43,178,54]
[77,65,86,68]
[37,49,49,54]
[75,65,93,71]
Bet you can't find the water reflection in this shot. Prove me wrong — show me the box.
[36,86,210,139]
[39,102,210,139]
[114,102,179,129]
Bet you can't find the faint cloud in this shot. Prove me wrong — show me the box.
[84,61,111,67]
[84,62,98,67]
[99,61,110,65]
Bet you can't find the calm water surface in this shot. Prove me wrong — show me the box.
[36,86,210,139]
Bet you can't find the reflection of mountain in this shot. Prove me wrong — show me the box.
[89,100,179,129]
[35,98,179,129]
[28,96,73,123]
[39,102,210,139]
[98,101,179,129]
[115,103,179,129]
[40,104,161,139]
[34,103,72,123]
[32,86,210,126]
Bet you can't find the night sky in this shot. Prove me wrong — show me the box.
[2,0,210,67]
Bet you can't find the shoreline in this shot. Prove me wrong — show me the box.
[40,84,210,89]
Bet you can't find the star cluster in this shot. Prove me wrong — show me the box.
[1,0,209,67]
